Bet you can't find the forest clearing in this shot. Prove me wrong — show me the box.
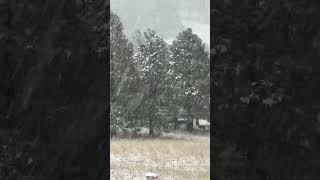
[110,1,210,179]
[111,131,210,180]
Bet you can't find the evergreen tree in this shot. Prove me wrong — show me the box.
[171,28,210,131]
[134,29,170,135]
[110,11,139,135]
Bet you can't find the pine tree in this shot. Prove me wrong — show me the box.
[171,28,210,131]
[134,29,170,135]
[110,12,139,134]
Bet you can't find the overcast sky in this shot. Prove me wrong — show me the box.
[111,0,210,47]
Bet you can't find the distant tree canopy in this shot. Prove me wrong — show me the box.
[110,12,210,136]
[212,0,320,179]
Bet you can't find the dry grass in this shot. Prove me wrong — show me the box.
[110,132,210,180]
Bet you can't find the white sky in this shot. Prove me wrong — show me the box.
[111,0,210,47]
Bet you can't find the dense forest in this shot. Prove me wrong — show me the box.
[0,1,108,179]
[110,11,210,137]
[212,0,320,179]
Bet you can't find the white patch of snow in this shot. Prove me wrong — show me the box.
[199,119,210,127]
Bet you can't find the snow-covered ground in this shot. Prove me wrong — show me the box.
[110,132,210,179]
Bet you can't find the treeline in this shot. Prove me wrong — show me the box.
[110,12,210,137]
[212,0,320,179]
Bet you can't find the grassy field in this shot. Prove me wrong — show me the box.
[110,131,210,180]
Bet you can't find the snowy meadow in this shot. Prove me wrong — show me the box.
[111,132,210,180]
